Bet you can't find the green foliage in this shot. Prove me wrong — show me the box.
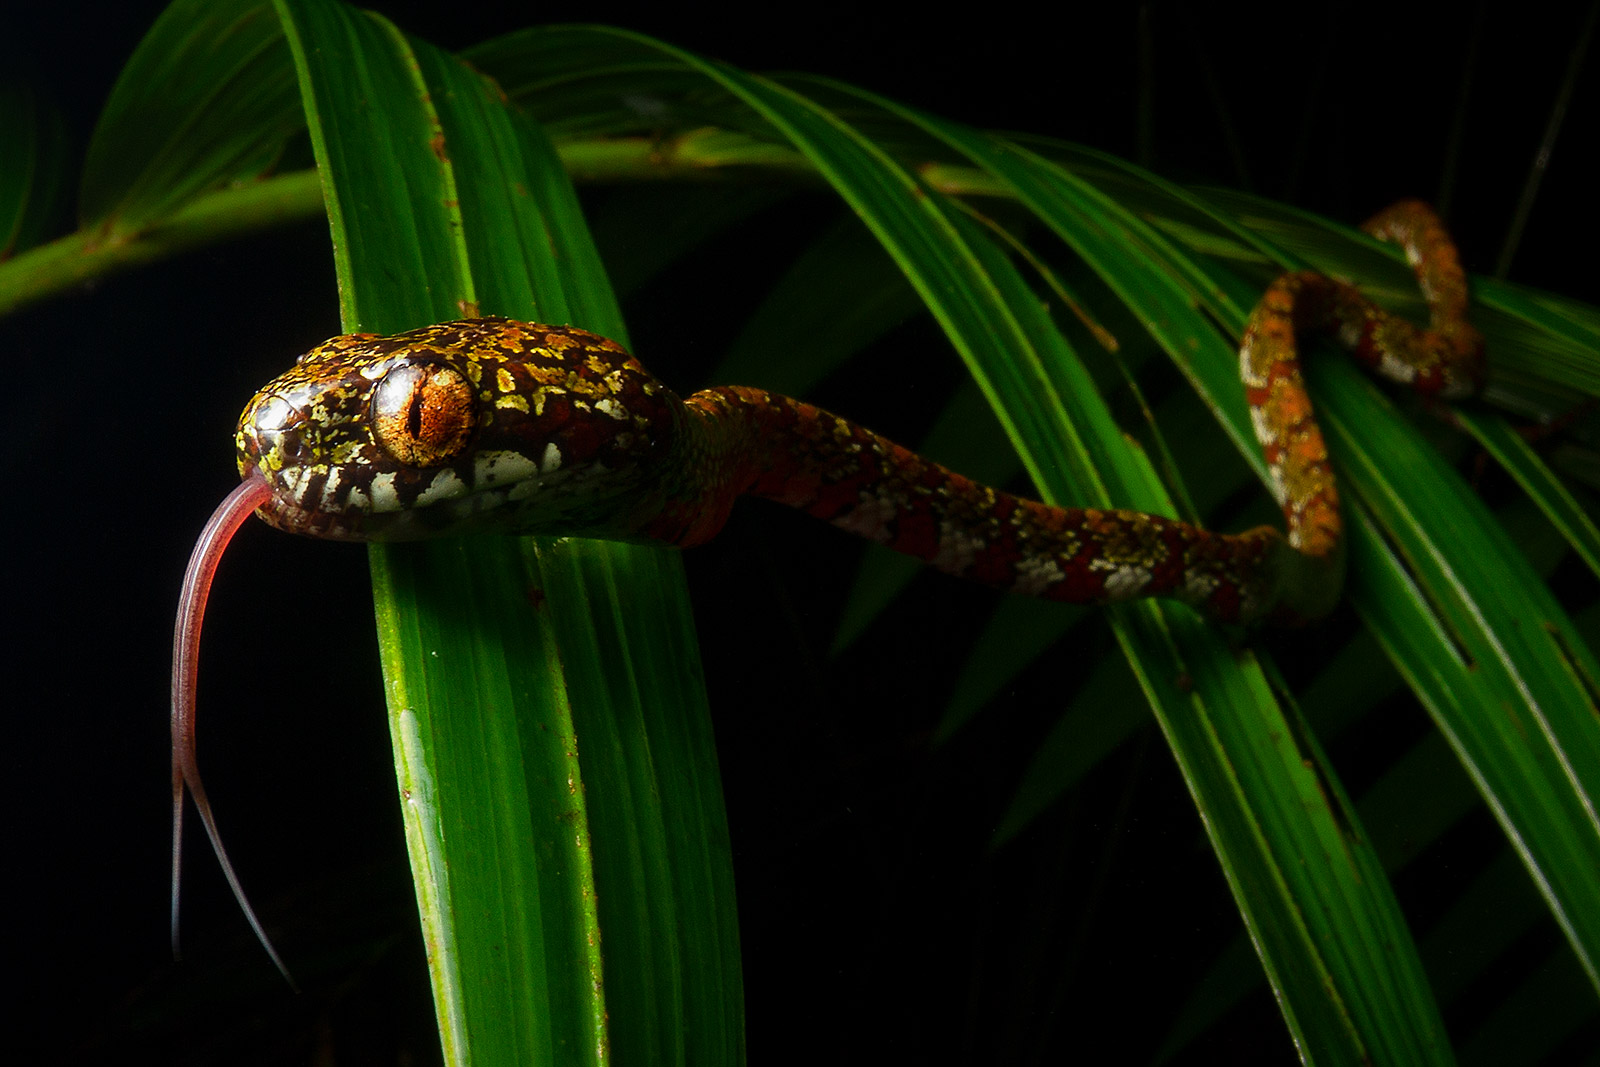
[7,1,1599,1062]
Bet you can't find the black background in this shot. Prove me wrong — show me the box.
[6,2,1596,1063]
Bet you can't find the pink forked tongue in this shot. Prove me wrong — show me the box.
[171,474,299,989]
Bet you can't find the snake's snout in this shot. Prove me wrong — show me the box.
[232,386,368,539]
[235,391,308,479]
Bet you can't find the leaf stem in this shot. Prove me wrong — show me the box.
[0,134,1014,317]
[0,170,324,317]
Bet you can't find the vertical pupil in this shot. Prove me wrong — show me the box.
[372,363,474,466]
[407,386,426,439]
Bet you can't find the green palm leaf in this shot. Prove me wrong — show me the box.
[4,2,1598,1061]
[274,1,742,1061]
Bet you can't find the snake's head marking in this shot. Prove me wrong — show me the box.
[236,317,683,541]
[177,317,685,980]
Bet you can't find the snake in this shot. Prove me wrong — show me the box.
[171,200,1484,980]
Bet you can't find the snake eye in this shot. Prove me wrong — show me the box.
[371,362,476,467]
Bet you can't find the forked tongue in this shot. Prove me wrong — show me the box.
[171,474,298,989]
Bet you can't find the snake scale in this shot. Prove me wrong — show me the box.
[171,200,1484,978]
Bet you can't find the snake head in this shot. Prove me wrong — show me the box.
[236,317,682,541]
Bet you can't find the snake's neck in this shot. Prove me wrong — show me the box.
[650,385,1300,624]
[649,384,937,548]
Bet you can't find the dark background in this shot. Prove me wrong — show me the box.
[5,2,1595,1063]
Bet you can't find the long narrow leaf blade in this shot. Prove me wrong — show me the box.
[82,0,302,235]
[273,3,742,1062]
[495,29,1453,1063]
